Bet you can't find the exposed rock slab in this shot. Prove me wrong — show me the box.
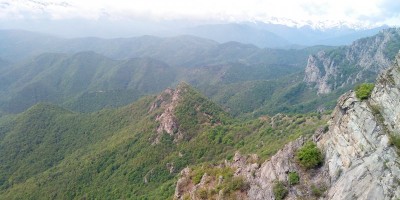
[319,91,400,200]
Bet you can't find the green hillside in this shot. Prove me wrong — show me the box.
[0,52,178,113]
[1,29,398,117]
[0,50,324,115]
[0,30,328,67]
[2,29,396,199]
[0,84,326,199]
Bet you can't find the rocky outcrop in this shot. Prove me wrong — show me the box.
[304,28,400,94]
[174,152,258,200]
[149,82,225,144]
[248,137,330,200]
[149,86,185,144]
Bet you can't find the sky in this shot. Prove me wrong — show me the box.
[0,0,399,28]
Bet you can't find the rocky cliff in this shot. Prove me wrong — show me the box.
[175,53,400,199]
[149,87,183,144]
[252,53,400,199]
[304,28,400,94]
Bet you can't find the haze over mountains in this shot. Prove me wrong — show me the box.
[0,26,399,198]
[0,29,325,115]
[0,21,388,48]
[1,1,400,198]
[183,23,389,48]
[0,28,399,118]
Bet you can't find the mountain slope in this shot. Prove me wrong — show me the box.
[0,83,226,199]
[0,29,322,67]
[0,30,218,64]
[0,83,326,199]
[174,52,400,200]
[0,52,177,113]
[0,31,329,115]
[1,29,396,117]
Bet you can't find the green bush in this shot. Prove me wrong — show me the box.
[273,181,288,200]
[296,142,323,169]
[355,83,374,100]
[288,172,300,185]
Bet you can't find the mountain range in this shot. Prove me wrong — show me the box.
[184,23,388,48]
[0,29,331,115]
[0,27,400,199]
[1,28,399,117]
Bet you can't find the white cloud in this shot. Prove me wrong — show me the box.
[0,0,398,27]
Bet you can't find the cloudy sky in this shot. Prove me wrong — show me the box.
[1,0,400,27]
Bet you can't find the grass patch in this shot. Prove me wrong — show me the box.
[273,181,288,200]
[288,172,300,185]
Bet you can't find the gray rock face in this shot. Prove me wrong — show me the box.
[304,28,400,94]
[149,86,185,144]
[370,55,400,134]
[247,53,400,199]
[319,91,400,200]
[304,51,339,94]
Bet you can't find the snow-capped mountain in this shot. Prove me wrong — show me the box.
[0,0,391,47]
